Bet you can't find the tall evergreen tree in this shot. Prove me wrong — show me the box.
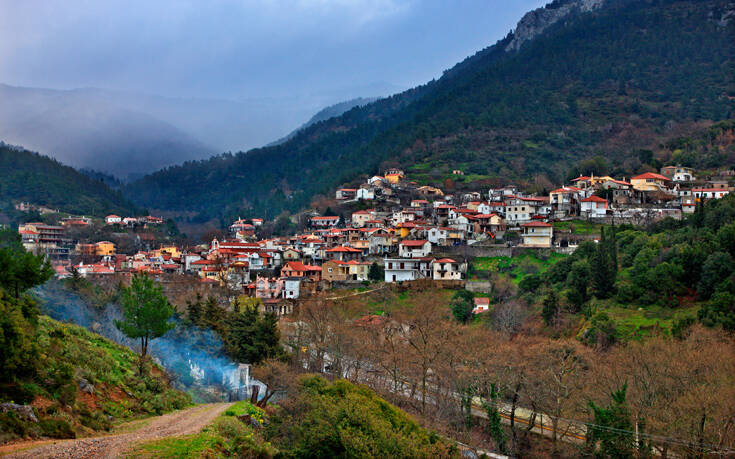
[542,288,559,326]
[587,384,637,459]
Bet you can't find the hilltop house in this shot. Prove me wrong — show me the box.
[431,258,465,281]
[520,221,553,248]
[384,258,433,282]
[580,195,609,218]
[398,240,432,258]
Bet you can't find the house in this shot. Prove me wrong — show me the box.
[432,258,465,280]
[417,186,444,196]
[281,261,321,282]
[256,276,283,299]
[351,210,373,228]
[346,261,370,281]
[282,278,302,299]
[384,258,432,282]
[580,195,609,218]
[472,297,490,314]
[398,240,431,258]
[105,215,122,225]
[693,188,730,200]
[95,241,115,256]
[251,218,263,226]
[282,248,301,260]
[549,187,582,217]
[520,221,553,248]
[368,175,387,186]
[504,198,533,225]
[310,216,340,228]
[475,213,505,234]
[336,188,357,200]
[411,199,429,208]
[631,172,670,192]
[322,260,350,282]
[599,179,636,205]
[368,229,395,254]
[356,187,375,200]
[325,245,362,262]
[384,168,404,184]
[660,166,695,182]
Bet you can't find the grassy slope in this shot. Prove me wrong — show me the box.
[0,316,190,444]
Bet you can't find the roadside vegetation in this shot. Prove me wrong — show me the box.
[0,229,190,444]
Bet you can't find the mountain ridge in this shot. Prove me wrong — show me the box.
[125,0,734,224]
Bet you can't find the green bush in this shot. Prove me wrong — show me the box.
[39,419,76,439]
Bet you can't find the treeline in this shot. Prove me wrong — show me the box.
[663,119,735,169]
[126,0,734,223]
[522,195,735,335]
[283,293,735,458]
[0,144,138,217]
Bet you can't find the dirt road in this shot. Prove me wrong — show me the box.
[1,403,232,459]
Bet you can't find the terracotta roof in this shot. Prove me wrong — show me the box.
[434,258,456,263]
[693,188,729,192]
[326,246,362,253]
[522,221,552,227]
[581,195,608,202]
[400,240,429,247]
[632,172,669,181]
[311,216,340,220]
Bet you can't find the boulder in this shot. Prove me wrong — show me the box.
[0,403,39,423]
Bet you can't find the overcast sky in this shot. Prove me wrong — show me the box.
[0,0,545,101]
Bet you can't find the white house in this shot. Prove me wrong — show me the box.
[356,187,375,200]
[693,188,730,200]
[580,195,609,218]
[398,240,432,258]
[105,214,122,225]
[427,227,449,245]
[384,258,432,282]
[282,278,301,299]
[311,216,340,227]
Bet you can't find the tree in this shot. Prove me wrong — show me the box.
[541,288,559,326]
[0,230,53,299]
[566,260,591,312]
[587,384,635,459]
[697,252,734,300]
[592,227,617,299]
[115,274,175,366]
[368,262,384,282]
[186,292,204,325]
[226,298,281,364]
[450,290,474,323]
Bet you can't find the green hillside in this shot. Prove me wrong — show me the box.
[126,0,734,223]
[0,229,189,444]
[0,143,139,218]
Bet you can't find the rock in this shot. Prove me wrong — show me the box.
[506,0,604,52]
[461,450,479,459]
[0,403,39,423]
[78,378,95,394]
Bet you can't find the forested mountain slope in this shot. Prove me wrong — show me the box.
[127,0,735,224]
[0,143,139,217]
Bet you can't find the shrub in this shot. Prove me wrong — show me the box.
[39,419,76,439]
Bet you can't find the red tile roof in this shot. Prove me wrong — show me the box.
[581,195,608,202]
[632,172,669,181]
[522,221,552,227]
[400,240,429,247]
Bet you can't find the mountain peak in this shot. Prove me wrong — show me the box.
[505,0,604,52]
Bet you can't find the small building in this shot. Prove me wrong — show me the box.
[105,215,122,225]
[336,188,357,200]
[693,188,730,200]
[351,210,373,228]
[310,216,340,228]
[520,221,553,248]
[398,240,432,258]
[630,172,669,192]
[580,195,609,218]
[472,297,490,314]
[384,168,404,184]
[660,166,695,182]
[384,258,432,282]
[432,258,465,280]
[95,241,115,256]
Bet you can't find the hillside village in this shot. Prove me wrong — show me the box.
[16,164,734,316]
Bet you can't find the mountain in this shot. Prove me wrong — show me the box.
[268,97,380,146]
[0,142,139,217]
[126,0,735,224]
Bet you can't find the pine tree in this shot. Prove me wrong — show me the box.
[587,384,636,458]
[542,289,559,326]
[186,292,203,325]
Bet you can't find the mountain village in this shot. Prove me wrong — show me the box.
[16,164,733,316]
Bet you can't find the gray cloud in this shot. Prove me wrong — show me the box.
[0,0,544,100]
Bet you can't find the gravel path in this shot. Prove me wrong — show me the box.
[2,403,232,459]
